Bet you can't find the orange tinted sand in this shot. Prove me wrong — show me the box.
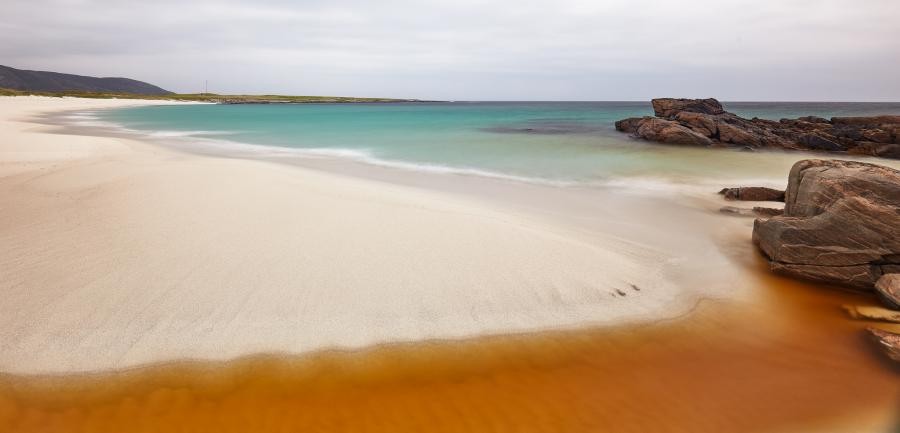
[1,260,898,433]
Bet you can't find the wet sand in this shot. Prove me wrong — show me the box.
[2,267,898,433]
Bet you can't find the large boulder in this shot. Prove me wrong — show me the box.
[753,159,900,290]
[651,98,725,118]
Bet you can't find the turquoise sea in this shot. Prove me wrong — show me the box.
[96,101,900,187]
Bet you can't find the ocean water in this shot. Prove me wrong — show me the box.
[97,101,900,188]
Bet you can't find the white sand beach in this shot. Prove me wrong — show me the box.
[0,96,704,374]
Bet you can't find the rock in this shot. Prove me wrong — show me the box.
[831,115,900,126]
[719,206,755,217]
[614,117,648,134]
[651,98,724,118]
[615,98,900,159]
[798,116,829,124]
[866,327,900,363]
[843,305,900,323]
[752,207,783,218]
[753,159,900,290]
[718,187,785,202]
[634,118,712,146]
[875,274,900,309]
[797,133,844,151]
[674,111,718,137]
[719,122,763,147]
[874,143,900,159]
[719,206,784,218]
[862,129,892,144]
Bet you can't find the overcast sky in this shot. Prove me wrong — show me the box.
[2,0,898,100]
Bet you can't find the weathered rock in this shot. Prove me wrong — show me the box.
[843,305,900,323]
[874,143,900,159]
[615,98,900,159]
[866,327,900,363]
[862,128,893,144]
[796,133,844,151]
[718,187,785,202]
[832,115,900,126]
[719,122,763,147]
[633,118,712,146]
[753,159,900,290]
[752,207,783,218]
[674,111,718,137]
[798,116,829,124]
[875,274,900,309]
[652,98,724,118]
[613,117,648,134]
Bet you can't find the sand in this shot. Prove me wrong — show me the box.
[0,96,689,374]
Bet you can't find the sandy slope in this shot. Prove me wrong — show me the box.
[0,97,683,374]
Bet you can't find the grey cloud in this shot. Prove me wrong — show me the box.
[2,0,898,100]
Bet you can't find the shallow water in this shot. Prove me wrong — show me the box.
[97,101,900,187]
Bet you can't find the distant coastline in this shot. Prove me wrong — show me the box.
[0,87,428,104]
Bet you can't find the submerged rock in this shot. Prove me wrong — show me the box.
[616,99,900,159]
[752,207,783,218]
[843,305,900,323]
[718,187,785,202]
[719,206,755,217]
[866,327,900,363]
[719,206,783,218]
[753,159,900,290]
[875,274,900,310]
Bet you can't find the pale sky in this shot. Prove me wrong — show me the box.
[3,0,899,100]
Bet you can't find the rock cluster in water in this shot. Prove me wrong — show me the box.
[615,98,900,159]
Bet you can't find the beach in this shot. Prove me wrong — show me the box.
[0,96,699,374]
[1,96,898,432]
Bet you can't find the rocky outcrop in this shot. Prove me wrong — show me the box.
[875,274,900,309]
[615,98,900,159]
[752,160,900,290]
